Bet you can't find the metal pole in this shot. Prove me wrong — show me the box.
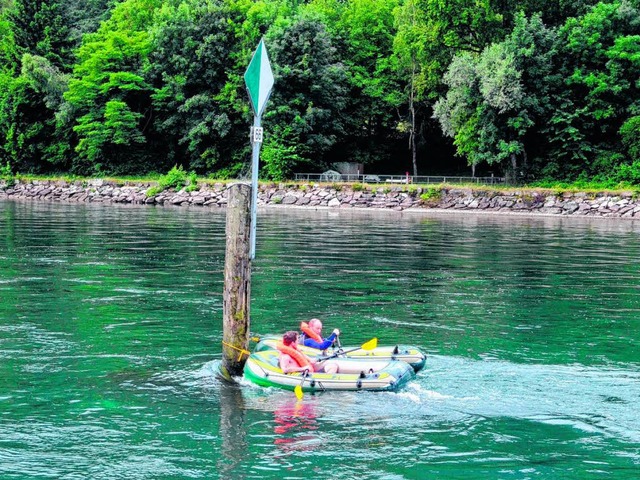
[249,115,261,260]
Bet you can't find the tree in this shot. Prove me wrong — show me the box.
[21,53,68,110]
[393,0,427,176]
[148,0,255,174]
[0,0,73,171]
[307,0,402,167]
[519,0,601,27]
[64,0,159,174]
[0,9,18,72]
[8,0,72,70]
[263,12,349,179]
[417,0,513,54]
[63,0,118,46]
[434,13,557,180]
[0,77,44,170]
[542,0,640,180]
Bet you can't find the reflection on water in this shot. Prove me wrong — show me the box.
[273,397,319,452]
[1,200,640,479]
[218,381,247,478]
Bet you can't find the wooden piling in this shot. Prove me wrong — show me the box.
[220,183,252,379]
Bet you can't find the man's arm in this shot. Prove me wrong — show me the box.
[303,332,337,350]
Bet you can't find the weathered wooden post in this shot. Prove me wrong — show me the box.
[220,183,252,379]
[220,39,273,379]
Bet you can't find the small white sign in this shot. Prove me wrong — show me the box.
[251,126,264,144]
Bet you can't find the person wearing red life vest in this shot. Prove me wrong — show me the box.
[278,331,338,374]
[299,318,340,350]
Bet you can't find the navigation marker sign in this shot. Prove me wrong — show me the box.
[244,39,274,260]
[244,39,274,118]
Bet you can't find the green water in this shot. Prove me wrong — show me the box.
[1,200,639,479]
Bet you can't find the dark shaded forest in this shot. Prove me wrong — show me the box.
[1,0,639,184]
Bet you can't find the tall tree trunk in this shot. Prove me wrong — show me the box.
[510,153,518,184]
[410,64,418,177]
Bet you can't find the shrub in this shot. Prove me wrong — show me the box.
[159,165,188,190]
[185,171,198,192]
[420,187,442,203]
[1,162,12,179]
[146,185,164,197]
[0,163,15,187]
[146,165,197,197]
[615,161,640,185]
[621,116,640,160]
[261,137,302,181]
[212,163,244,180]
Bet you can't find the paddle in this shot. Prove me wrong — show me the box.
[294,369,310,400]
[319,337,377,361]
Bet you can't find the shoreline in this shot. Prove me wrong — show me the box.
[2,179,640,220]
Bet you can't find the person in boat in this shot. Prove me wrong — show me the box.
[300,318,340,351]
[278,331,338,374]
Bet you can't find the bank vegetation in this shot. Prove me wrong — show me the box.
[1,0,639,185]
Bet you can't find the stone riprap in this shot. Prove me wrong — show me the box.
[1,179,640,218]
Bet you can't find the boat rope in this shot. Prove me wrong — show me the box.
[221,341,251,361]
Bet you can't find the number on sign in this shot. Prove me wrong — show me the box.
[250,127,264,144]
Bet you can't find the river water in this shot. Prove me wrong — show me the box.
[0,200,639,479]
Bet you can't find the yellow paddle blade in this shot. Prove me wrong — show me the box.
[294,384,304,400]
[362,338,378,350]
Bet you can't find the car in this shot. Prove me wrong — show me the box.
[363,175,380,183]
[319,170,342,182]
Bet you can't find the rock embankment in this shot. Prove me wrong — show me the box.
[1,179,640,218]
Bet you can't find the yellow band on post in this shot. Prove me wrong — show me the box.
[222,341,251,361]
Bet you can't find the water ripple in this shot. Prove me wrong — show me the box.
[2,201,640,478]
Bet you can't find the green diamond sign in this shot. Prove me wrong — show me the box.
[244,39,274,118]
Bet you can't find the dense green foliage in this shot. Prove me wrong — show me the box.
[0,0,638,183]
[146,164,197,196]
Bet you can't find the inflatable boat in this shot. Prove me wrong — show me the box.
[254,336,427,372]
[243,349,415,393]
